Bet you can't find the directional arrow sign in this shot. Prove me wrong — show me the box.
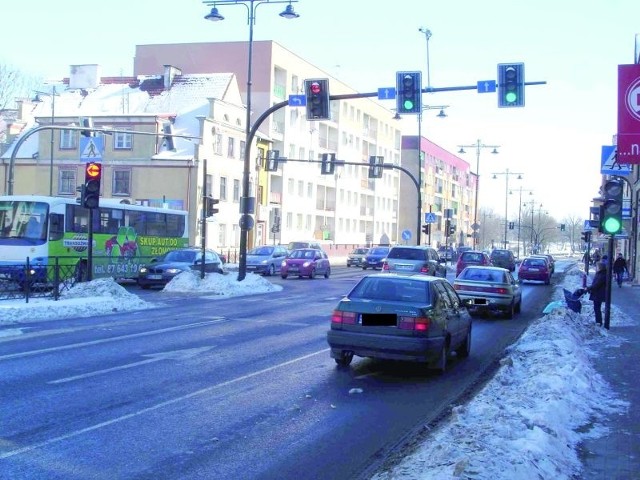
[378,87,396,100]
[477,80,497,93]
[47,346,213,384]
[288,94,306,106]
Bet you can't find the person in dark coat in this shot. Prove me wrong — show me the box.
[588,262,607,325]
[613,253,628,287]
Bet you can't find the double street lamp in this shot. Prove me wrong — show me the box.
[33,86,58,196]
[457,140,499,249]
[491,169,523,249]
[203,0,300,281]
[509,186,533,259]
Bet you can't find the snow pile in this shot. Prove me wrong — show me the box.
[163,271,283,296]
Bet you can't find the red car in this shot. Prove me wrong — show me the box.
[456,250,491,277]
[518,256,551,284]
[280,248,331,279]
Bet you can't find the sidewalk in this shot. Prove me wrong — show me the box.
[579,277,640,479]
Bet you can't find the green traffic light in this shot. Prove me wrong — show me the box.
[505,92,517,103]
[602,217,622,234]
[403,99,414,110]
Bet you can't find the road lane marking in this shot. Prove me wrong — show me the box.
[0,318,225,361]
[0,348,330,459]
[47,347,214,384]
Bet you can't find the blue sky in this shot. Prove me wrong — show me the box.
[3,0,639,221]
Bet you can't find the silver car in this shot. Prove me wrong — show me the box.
[246,245,289,276]
[382,245,447,277]
[452,266,522,319]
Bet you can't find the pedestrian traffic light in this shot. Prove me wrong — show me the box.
[396,71,422,114]
[600,180,623,235]
[265,150,280,172]
[81,162,102,209]
[80,117,94,137]
[320,153,336,175]
[304,79,330,120]
[204,196,220,217]
[581,231,592,243]
[422,224,430,235]
[498,63,525,108]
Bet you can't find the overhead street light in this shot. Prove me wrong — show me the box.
[32,86,59,196]
[202,0,300,281]
[457,140,500,249]
[492,169,523,249]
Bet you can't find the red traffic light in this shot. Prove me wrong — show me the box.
[310,82,322,94]
[85,162,102,180]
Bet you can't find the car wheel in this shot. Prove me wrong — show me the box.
[455,327,471,358]
[515,299,522,314]
[267,264,275,276]
[346,264,351,268]
[362,266,367,270]
[335,351,354,367]
[281,274,288,279]
[324,267,331,279]
[505,301,515,319]
[545,276,551,285]
[434,342,449,373]
[309,269,316,279]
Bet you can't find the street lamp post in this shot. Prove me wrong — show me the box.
[33,86,58,196]
[509,187,533,259]
[491,169,523,249]
[203,0,299,281]
[457,140,500,249]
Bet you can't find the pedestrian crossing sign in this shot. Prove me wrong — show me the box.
[80,137,103,162]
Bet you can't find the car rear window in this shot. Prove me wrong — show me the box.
[388,248,426,260]
[524,258,546,267]
[369,248,389,255]
[491,250,511,258]
[349,277,430,303]
[461,252,484,261]
[460,269,505,282]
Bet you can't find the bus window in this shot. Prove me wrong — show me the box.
[49,213,64,240]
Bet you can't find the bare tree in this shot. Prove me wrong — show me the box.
[0,63,41,110]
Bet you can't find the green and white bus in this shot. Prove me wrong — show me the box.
[0,195,189,285]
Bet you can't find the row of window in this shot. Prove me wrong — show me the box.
[57,130,133,150]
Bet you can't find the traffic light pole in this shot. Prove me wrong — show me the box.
[604,235,614,330]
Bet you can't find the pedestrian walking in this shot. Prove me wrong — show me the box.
[613,253,628,287]
[587,262,607,325]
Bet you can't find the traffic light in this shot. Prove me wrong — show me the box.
[304,79,330,120]
[320,153,336,175]
[204,196,220,217]
[498,63,525,108]
[80,117,94,137]
[81,162,102,209]
[581,231,592,243]
[265,150,280,172]
[508,222,515,230]
[600,179,623,235]
[422,224,430,235]
[396,71,422,114]
[560,223,566,231]
[368,155,383,178]
[449,224,456,236]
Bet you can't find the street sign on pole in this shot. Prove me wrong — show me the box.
[617,64,640,164]
[79,137,103,162]
[378,87,396,100]
[477,80,496,93]
[601,145,631,175]
[425,212,437,223]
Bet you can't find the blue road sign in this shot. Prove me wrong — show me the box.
[601,145,631,175]
[79,136,104,162]
[477,80,497,93]
[378,87,396,100]
[425,212,437,223]
[402,229,412,241]
[288,94,306,107]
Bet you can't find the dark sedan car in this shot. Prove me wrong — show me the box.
[518,256,551,284]
[280,248,331,279]
[137,248,224,288]
[327,273,472,372]
[361,246,391,270]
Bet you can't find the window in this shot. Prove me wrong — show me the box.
[214,133,223,155]
[239,140,246,160]
[114,130,133,150]
[220,177,227,201]
[233,179,240,202]
[113,169,131,195]
[60,130,75,149]
[227,137,235,158]
[218,223,226,246]
[58,169,76,195]
[206,174,213,197]
[297,180,304,196]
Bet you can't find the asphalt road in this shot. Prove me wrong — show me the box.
[0,262,565,479]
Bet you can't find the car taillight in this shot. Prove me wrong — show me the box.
[419,264,430,274]
[489,287,509,294]
[382,262,389,271]
[398,316,430,331]
[331,310,356,324]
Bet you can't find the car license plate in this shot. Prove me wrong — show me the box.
[289,267,299,271]
[473,298,488,305]
[147,274,162,280]
[529,268,539,272]
[396,264,413,270]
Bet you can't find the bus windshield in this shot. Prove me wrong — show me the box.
[0,200,48,240]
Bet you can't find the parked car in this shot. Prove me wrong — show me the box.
[382,245,446,277]
[137,247,224,289]
[456,246,473,259]
[246,245,289,276]
[326,273,472,371]
[453,266,522,319]
[531,254,555,274]
[280,248,331,279]
[362,246,391,270]
[286,240,323,253]
[455,250,492,277]
[346,247,369,267]
[518,256,552,284]
[490,249,516,271]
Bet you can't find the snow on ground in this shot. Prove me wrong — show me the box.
[0,264,633,479]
